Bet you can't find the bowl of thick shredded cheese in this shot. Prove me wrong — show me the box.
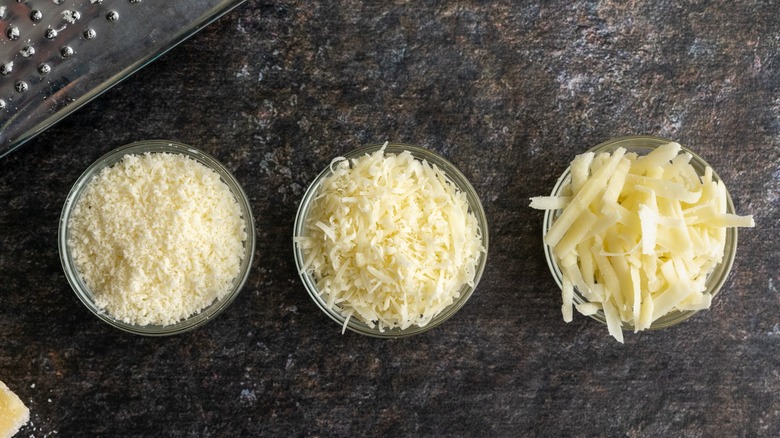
[294,143,488,338]
[59,140,255,336]
[531,136,754,342]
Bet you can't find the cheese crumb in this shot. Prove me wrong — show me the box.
[68,152,247,326]
[0,381,29,438]
[296,146,485,332]
[531,143,754,342]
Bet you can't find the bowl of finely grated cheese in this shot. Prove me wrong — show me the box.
[294,143,488,338]
[59,140,255,336]
[530,135,754,343]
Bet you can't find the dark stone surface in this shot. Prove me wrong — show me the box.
[1,0,779,436]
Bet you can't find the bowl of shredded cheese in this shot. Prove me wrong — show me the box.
[59,140,255,336]
[531,135,754,342]
[294,143,488,338]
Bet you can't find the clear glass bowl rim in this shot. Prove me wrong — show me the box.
[542,135,738,330]
[293,143,489,338]
[58,140,256,336]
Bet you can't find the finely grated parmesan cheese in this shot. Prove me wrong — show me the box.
[531,142,754,342]
[296,146,485,332]
[68,152,247,326]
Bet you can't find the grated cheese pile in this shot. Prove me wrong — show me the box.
[530,142,754,342]
[68,152,247,326]
[296,146,485,332]
[0,381,29,438]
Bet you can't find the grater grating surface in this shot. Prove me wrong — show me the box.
[0,0,245,158]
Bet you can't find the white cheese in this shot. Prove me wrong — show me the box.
[529,196,571,210]
[68,152,247,326]
[296,146,485,332]
[0,381,29,438]
[531,143,754,342]
[544,148,627,249]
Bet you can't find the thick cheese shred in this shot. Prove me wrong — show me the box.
[68,152,247,326]
[530,142,754,342]
[297,146,485,332]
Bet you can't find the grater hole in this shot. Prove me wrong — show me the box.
[61,46,74,58]
[38,63,51,75]
[0,100,5,110]
[7,27,20,41]
[1,63,12,76]
[106,11,119,21]
[21,46,35,58]
[63,10,81,24]
[45,28,58,39]
[83,28,96,40]
[15,82,28,93]
[30,10,43,22]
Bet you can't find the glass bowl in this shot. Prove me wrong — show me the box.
[543,135,738,330]
[58,140,256,336]
[293,143,489,338]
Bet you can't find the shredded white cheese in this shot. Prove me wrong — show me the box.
[296,146,485,332]
[530,142,754,342]
[68,152,247,326]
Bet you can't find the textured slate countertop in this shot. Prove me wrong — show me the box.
[1,1,779,436]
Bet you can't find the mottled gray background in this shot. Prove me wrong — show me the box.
[1,1,779,436]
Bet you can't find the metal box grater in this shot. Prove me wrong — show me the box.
[0,0,245,158]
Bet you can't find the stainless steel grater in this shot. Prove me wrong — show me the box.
[0,0,245,158]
